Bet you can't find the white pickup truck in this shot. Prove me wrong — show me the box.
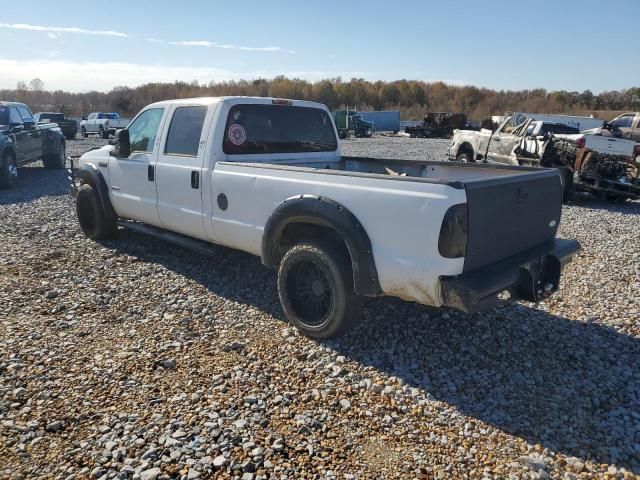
[73,97,579,338]
[80,112,129,139]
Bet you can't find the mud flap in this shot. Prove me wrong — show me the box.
[514,255,561,302]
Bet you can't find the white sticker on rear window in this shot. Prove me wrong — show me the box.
[228,123,247,146]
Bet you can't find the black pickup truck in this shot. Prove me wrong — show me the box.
[34,112,78,140]
[0,102,66,189]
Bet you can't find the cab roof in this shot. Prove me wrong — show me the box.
[143,96,328,111]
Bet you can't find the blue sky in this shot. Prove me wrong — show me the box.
[1,0,637,92]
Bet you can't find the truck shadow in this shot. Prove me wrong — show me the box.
[105,230,640,474]
[0,166,70,205]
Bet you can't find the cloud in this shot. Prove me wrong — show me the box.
[0,58,232,92]
[0,22,127,37]
[164,39,295,53]
[46,32,58,39]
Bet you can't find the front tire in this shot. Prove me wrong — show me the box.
[0,151,18,189]
[76,184,116,239]
[277,240,363,339]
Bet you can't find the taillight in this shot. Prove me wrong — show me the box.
[272,99,292,105]
[576,137,586,149]
[438,203,468,258]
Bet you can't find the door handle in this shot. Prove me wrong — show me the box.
[191,171,200,189]
[493,138,501,142]
[148,165,154,181]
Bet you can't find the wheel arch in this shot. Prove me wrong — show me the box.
[457,142,474,159]
[261,194,382,296]
[76,163,116,219]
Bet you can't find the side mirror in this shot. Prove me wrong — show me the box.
[10,122,23,133]
[82,116,87,121]
[116,129,130,157]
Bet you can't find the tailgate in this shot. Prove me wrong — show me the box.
[463,170,562,273]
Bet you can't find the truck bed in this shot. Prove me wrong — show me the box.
[220,156,564,276]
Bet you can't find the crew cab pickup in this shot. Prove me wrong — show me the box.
[73,97,579,338]
[0,102,66,189]
[80,112,128,139]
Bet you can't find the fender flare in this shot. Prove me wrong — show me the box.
[261,194,382,296]
[76,163,116,219]
[0,141,16,161]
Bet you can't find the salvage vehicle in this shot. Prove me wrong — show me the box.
[72,97,579,338]
[80,112,128,139]
[34,111,78,140]
[448,118,640,201]
[332,110,374,139]
[582,112,640,142]
[448,118,638,164]
[0,102,66,189]
[405,112,467,138]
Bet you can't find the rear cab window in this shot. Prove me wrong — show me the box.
[223,104,337,155]
[17,105,34,123]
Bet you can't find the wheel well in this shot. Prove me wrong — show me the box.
[457,142,473,157]
[2,146,16,160]
[278,223,350,264]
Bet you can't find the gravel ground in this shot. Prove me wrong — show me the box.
[1,136,639,480]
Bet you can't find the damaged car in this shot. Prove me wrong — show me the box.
[448,117,640,202]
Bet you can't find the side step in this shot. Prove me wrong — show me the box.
[117,220,219,257]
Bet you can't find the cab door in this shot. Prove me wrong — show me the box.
[487,120,520,164]
[155,104,210,240]
[631,114,640,142]
[610,114,635,140]
[107,107,167,226]
[16,105,41,161]
[9,107,32,164]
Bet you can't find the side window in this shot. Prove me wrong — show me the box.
[89,113,96,120]
[10,107,23,125]
[17,106,34,123]
[127,108,165,153]
[611,115,633,128]
[164,106,207,156]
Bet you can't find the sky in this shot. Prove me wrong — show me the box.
[0,0,638,93]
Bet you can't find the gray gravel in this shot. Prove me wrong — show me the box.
[1,136,639,479]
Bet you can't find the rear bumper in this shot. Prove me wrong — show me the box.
[440,238,580,313]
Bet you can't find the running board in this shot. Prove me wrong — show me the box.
[116,220,219,257]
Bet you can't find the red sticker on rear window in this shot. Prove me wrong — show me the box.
[228,124,247,145]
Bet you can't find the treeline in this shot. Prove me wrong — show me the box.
[3,77,640,120]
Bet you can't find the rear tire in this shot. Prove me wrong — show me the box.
[66,133,76,140]
[100,126,109,139]
[558,167,574,203]
[76,184,116,239]
[43,142,66,169]
[277,240,363,339]
[456,151,473,162]
[81,127,88,138]
[0,151,18,189]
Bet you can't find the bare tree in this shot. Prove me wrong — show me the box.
[29,78,45,91]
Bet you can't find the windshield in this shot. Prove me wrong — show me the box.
[223,104,337,155]
[0,106,8,126]
[40,113,64,122]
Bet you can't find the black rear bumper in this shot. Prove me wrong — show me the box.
[440,239,580,313]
